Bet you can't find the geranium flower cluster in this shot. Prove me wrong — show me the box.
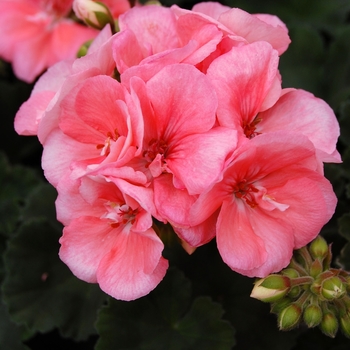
[14,2,340,301]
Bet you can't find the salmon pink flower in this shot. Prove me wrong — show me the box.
[42,72,143,186]
[207,41,340,163]
[127,63,237,196]
[189,133,337,277]
[0,0,98,82]
[58,172,168,301]
[14,24,115,138]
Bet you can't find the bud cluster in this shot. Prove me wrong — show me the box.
[250,236,350,338]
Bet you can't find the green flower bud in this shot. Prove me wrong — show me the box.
[303,303,323,328]
[309,236,329,260]
[320,311,338,338]
[282,268,300,279]
[278,303,302,331]
[250,275,291,303]
[321,276,346,300]
[288,286,301,299]
[309,258,323,278]
[77,39,93,58]
[270,297,292,315]
[340,313,350,338]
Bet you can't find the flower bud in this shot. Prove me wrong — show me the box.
[309,258,323,278]
[77,39,93,58]
[270,297,292,315]
[340,313,350,338]
[321,276,346,300]
[281,268,299,279]
[320,311,338,338]
[73,0,114,30]
[303,303,322,328]
[250,275,291,303]
[309,236,329,260]
[288,286,301,299]
[278,303,302,330]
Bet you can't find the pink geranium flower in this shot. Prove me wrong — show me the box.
[57,172,168,301]
[42,72,143,186]
[0,0,98,82]
[14,24,115,138]
[189,133,337,277]
[207,41,340,163]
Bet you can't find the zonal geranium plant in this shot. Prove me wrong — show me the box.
[1,0,349,348]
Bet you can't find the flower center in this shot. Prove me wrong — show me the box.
[103,202,138,228]
[233,179,259,208]
[96,129,119,156]
[143,138,168,163]
[243,116,262,139]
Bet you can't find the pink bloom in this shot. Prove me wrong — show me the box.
[180,1,291,55]
[42,72,142,186]
[58,173,168,301]
[189,133,337,277]
[14,24,115,138]
[0,0,98,82]
[127,63,237,196]
[207,41,340,163]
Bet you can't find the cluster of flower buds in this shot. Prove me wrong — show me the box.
[251,236,350,338]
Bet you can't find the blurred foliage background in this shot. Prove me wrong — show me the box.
[1,0,350,349]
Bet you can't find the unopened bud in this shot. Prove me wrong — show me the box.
[340,313,350,338]
[251,275,291,303]
[303,303,322,328]
[278,303,302,330]
[309,258,323,278]
[73,0,114,30]
[288,286,301,299]
[321,276,346,300]
[270,297,292,315]
[77,39,93,57]
[320,311,338,338]
[281,268,299,279]
[309,236,329,260]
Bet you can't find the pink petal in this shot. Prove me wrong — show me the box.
[168,126,237,194]
[145,64,217,140]
[97,227,168,301]
[218,8,291,55]
[207,41,280,132]
[258,89,341,163]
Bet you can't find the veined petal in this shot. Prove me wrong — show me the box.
[207,41,280,132]
[97,227,168,301]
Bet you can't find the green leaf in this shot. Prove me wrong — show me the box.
[0,152,41,235]
[0,300,30,350]
[21,183,59,229]
[338,213,350,241]
[325,27,350,108]
[279,25,326,97]
[95,268,235,350]
[2,219,106,341]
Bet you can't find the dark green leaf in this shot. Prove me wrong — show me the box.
[0,152,41,235]
[2,219,106,341]
[338,213,350,241]
[95,268,235,350]
[0,300,30,350]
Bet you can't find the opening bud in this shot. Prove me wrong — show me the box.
[250,275,291,303]
[278,303,302,331]
[309,236,329,260]
[303,303,322,328]
[321,276,346,300]
[73,0,114,30]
